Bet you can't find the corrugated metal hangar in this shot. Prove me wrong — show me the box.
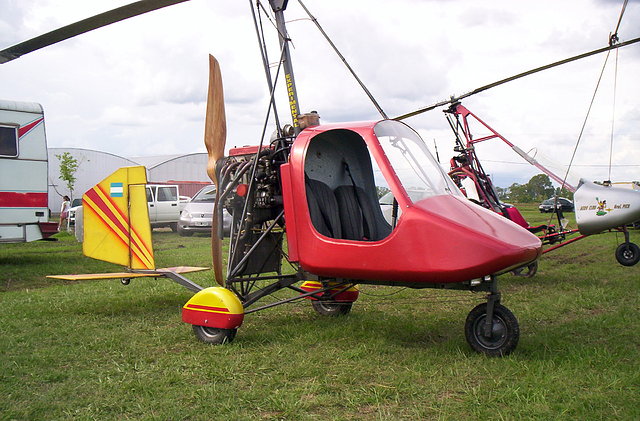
[48,148,210,212]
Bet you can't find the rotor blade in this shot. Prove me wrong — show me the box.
[0,0,190,64]
[395,35,640,120]
[204,54,227,286]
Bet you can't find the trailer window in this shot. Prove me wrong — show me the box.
[0,126,18,157]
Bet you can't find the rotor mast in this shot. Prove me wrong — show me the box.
[269,0,302,133]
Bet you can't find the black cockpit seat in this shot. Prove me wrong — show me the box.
[306,178,342,238]
[306,177,393,241]
[334,185,391,241]
[334,185,376,240]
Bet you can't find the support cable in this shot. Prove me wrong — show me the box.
[250,0,283,137]
[612,0,629,39]
[559,50,611,190]
[605,0,627,181]
[547,0,630,229]
[229,45,287,269]
[608,48,619,182]
[296,0,388,119]
[564,0,629,188]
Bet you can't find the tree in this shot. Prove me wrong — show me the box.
[527,174,555,202]
[507,182,530,203]
[555,187,574,200]
[504,174,555,203]
[55,152,79,199]
[495,186,509,201]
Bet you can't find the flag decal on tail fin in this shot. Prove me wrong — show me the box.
[82,166,154,270]
[110,182,124,197]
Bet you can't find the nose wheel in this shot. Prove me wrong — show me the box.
[465,302,519,357]
[615,230,639,267]
[615,242,639,266]
[464,277,520,357]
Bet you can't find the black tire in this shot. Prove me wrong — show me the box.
[311,300,352,316]
[465,303,519,357]
[177,225,193,237]
[192,325,236,344]
[615,242,640,267]
[170,222,178,233]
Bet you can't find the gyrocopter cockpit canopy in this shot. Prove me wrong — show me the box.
[280,119,541,285]
[373,120,464,204]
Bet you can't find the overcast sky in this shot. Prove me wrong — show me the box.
[1,0,638,187]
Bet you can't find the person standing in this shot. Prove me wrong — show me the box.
[59,195,70,231]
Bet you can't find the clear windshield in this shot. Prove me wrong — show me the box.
[374,120,462,203]
[192,185,216,202]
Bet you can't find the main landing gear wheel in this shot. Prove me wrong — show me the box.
[615,242,640,266]
[192,325,237,344]
[311,300,352,316]
[465,303,519,357]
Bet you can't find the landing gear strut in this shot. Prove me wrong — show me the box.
[464,277,520,357]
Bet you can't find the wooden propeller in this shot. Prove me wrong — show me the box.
[204,54,226,286]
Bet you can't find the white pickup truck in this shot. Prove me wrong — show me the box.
[145,184,188,231]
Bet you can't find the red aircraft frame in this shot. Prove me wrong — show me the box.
[446,103,635,264]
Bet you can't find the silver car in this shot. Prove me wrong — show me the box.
[178,185,231,237]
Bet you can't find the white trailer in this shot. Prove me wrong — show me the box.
[0,100,57,242]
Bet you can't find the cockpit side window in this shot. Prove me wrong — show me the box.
[304,129,393,241]
[374,120,463,203]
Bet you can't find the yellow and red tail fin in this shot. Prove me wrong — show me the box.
[82,166,155,270]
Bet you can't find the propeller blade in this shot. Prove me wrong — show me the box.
[204,55,227,184]
[0,0,190,64]
[204,54,227,286]
[211,199,225,286]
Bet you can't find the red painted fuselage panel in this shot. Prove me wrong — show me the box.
[293,194,541,284]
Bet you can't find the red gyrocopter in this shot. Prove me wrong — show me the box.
[2,0,638,356]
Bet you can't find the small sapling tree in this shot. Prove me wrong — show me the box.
[55,152,79,199]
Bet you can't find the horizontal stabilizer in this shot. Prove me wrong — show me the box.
[47,272,155,281]
[575,179,640,235]
[47,266,209,281]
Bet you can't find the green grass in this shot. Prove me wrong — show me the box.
[1,208,639,420]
